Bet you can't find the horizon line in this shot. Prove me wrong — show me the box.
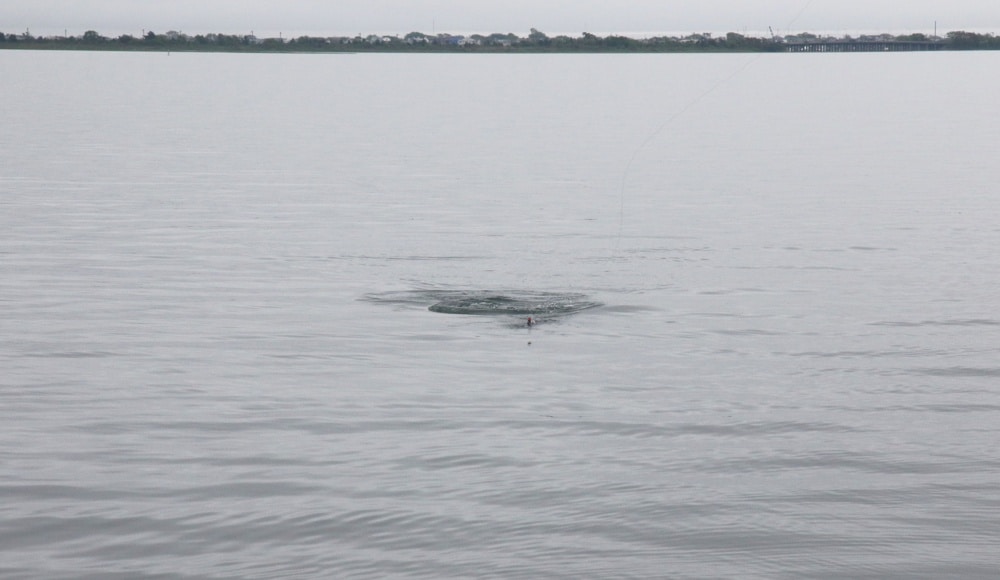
[8,25,1000,40]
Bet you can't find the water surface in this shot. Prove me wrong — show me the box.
[3,50,1000,579]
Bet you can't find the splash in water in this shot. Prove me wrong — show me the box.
[363,288,602,321]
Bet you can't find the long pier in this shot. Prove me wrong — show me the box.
[783,40,945,53]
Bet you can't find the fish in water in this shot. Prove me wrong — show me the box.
[363,289,602,325]
[425,291,600,316]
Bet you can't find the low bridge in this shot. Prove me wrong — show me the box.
[783,40,945,53]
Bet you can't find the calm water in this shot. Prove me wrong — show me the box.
[3,49,1000,579]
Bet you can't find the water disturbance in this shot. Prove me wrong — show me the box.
[365,288,602,318]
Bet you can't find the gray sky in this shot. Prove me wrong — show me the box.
[3,0,997,38]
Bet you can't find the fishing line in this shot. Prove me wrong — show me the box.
[614,0,816,250]
[614,53,761,248]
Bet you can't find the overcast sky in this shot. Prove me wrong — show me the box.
[3,0,997,38]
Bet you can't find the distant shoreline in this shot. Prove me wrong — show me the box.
[3,28,999,53]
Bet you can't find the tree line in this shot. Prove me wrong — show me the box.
[2,28,999,52]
